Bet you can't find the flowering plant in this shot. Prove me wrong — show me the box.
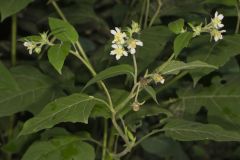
[1,0,240,160]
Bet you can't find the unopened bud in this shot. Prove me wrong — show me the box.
[132,102,140,112]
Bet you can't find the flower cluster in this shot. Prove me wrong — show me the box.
[23,32,52,55]
[189,11,226,42]
[110,21,143,60]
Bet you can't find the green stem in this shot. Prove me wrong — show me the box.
[102,120,108,160]
[50,0,68,22]
[148,0,162,27]
[144,0,150,29]
[235,2,240,34]
[11,14,17,66]
[133,55,138,84]
[134,129,164,146]
[106,127,116,160]
[139,0,146,27]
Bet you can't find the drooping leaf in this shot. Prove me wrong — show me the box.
[48,42,71,74]
[0,66,59,117]
[49,17,79,42]
[163,119,240,141]
[22,136,95,160]
[157,60,217,75]
[141,135,189,160]
[84,64,134,90]
[187,35,240,85]
[20,93,108,135]
[168,19,185,34]
[143,86,158,103]
[174,32,193,57]
[176,74,240,131]
[0,0,33,21]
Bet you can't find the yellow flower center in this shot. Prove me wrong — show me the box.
[115,47,124,55]
[128,39,137,49]
[114,32,124,43]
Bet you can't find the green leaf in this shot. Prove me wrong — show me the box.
[174,32,193,57]
[84,64,134,90]
[0,62,19,90]
[141,135,189,160]
[203,0,237,6]
[63,0,106,26]
[22,136,95,160]
[49,17,79,42]
[0,0,33,21]
[187,35,240,85]
[20,93,108,135]
[168,19,185,34]
[48,43,71,74]
[176,74,240,131]
[163,119,240,141]
[157,60,217,75]
[133,26,173,72]
[143,86,158,103]
[0,66,58,117]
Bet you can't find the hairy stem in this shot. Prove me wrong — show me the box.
[134,129,164,146]
[144,0,150,29]
[11,14,17,66]
[149,0,162,27]
[102,120,108,160]
[235,2,240,33]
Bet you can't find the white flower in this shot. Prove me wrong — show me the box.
[210,29,226,42]
[211,11,224,29]
[23,41,35,54]
[110,44,128,60]
[127,39,143,54]
[110,27,127,44]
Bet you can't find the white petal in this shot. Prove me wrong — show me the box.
[136,40,143,46]
[123,51,128,56]
[218,14,224,20]
[115,27,120,32]
[214,36,219,42]
[130,48,136,54]
[221,30,226,33]
[110,51,115,55]
[116,55,121,60]
[112,44,118,48]
[160,79,165,84]
[215,11,218,17]
[122,32,127,37]
[218,24,224,28]
[110,30,116,35]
